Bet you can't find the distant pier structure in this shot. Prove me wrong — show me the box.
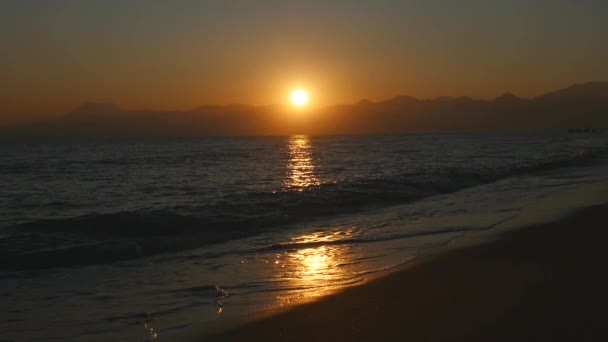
[568,128,608,134]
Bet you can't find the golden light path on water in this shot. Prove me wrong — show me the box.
[284,135,320,190]
[272,231,360,307]
[263,135,358,306]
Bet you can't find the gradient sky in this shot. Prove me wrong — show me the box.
[1,0,607,124]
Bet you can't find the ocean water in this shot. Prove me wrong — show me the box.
[2,133,608,340]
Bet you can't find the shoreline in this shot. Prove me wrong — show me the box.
[202,203,608,341]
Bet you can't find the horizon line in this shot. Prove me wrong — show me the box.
[64,80,606,114]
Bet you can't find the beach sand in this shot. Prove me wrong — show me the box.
[204,204,608,341]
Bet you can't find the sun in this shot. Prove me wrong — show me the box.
[290,89,309,107]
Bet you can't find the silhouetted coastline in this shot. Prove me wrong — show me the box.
[3,82,608,138]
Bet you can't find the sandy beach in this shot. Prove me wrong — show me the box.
[205,204,608,341]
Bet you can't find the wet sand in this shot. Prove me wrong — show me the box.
[204,204,608,341]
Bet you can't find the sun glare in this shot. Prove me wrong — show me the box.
[290,89,309,107]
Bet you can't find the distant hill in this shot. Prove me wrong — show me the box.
[61,102,120,120]
[3,82,608,137]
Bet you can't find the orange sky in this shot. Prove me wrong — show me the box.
[1,1,607,125]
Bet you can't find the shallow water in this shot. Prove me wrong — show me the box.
[2,133,608,340]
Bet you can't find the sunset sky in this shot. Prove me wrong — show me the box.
[1,0,607,124]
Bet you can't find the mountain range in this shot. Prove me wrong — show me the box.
[3,82,608,137]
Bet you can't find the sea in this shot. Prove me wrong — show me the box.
[2,133,608,341]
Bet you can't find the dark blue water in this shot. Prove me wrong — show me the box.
[2,133,608,341]
[1,133,607,269]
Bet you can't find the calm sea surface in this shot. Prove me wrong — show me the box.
[2,133,608,340]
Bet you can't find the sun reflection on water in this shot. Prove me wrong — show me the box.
[272,229,359,307]
[292,246,333,278]
[272,136,358,306]
[284,135,320,190]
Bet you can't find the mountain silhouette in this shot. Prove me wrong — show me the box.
[3,82,607,137]
[492,92,523,104]
[68,102,122,116]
